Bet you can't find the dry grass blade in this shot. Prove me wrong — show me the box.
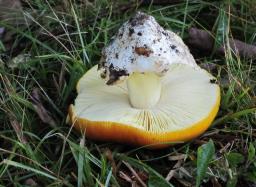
[0,74,27,144]
[119,171,133,183]
[165,160,182,181]
[9,118,27,144]
[168,154,186,161]
[122,161,147,187]
[119,171,139,187]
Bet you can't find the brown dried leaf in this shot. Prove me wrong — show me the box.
[211,177,222,187]
[31,88,56,128]
[104,148,117,176]
[24,178,38,187]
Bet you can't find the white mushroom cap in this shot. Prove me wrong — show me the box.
[99,12,198,85]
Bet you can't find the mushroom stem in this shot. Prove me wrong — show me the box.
[127,72,161,109]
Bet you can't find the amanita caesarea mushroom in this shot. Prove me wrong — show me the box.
[68,12,220,148]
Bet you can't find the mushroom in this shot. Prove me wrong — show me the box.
[68,12,220,148]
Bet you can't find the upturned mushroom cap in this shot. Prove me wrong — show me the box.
[99,11,197,85]
[70,64,220,148]
[69,12,221,149]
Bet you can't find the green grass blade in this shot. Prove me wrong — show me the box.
[196,139,215,187]
[77,138,85,187]
[1,159,58,181]
[104,168,112,187]
[71,4,90,65]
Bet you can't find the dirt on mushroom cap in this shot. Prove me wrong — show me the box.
[99,12,197,85]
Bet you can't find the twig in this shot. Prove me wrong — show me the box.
[187,27,256,59]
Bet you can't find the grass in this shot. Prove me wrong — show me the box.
[0,0,255,186]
